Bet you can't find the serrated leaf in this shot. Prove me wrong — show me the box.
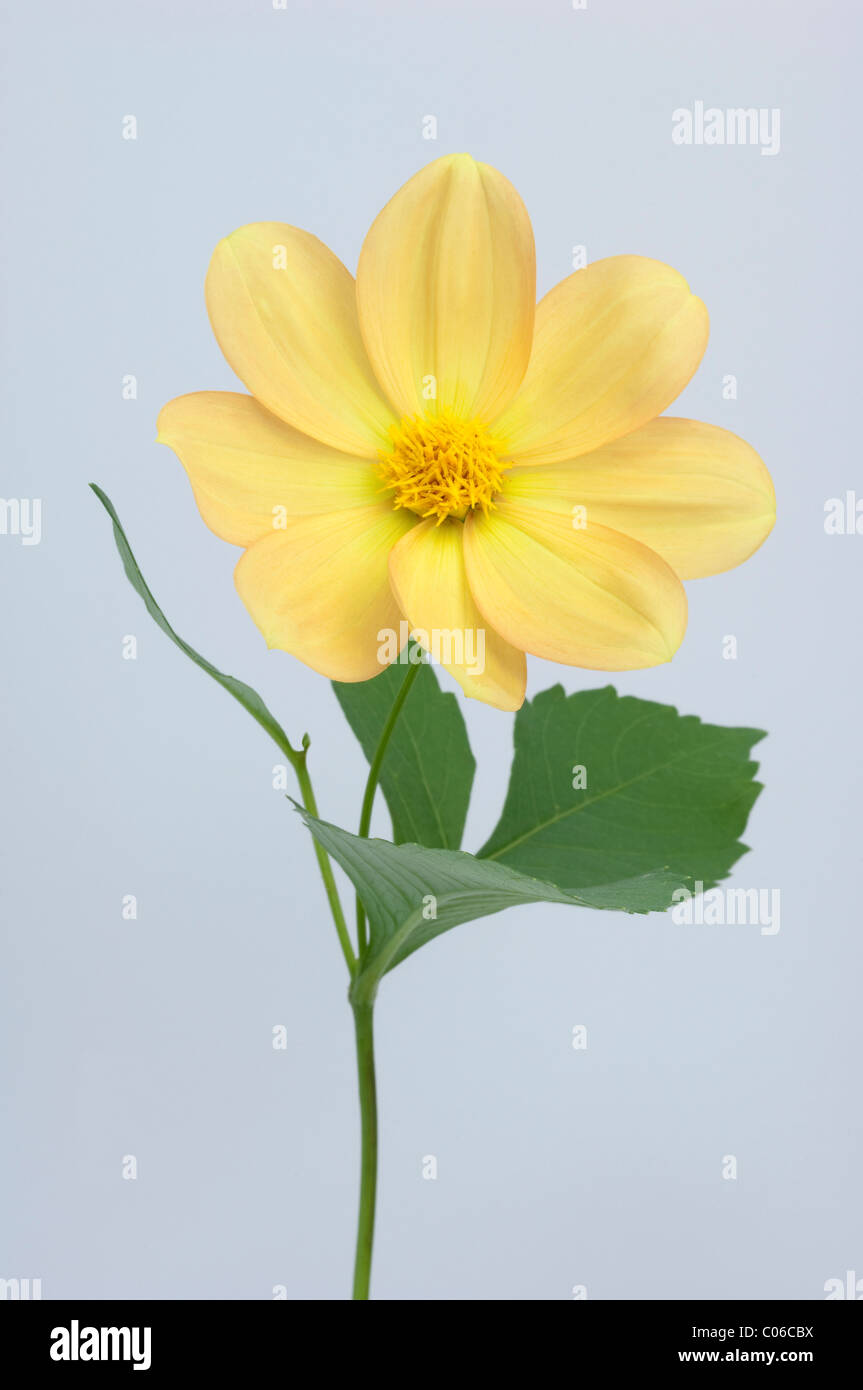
[478,685,765,908]
[296,808,684,1001]
[333,656,475,850]
[91,484,297,761]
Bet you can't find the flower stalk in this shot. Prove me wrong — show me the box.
[347,657,423,1298]
[351,1000,378,1300]
[291,742,357,976]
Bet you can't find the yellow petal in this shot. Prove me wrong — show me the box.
[205,224,396,456]
[388,519,527,711]
[234,503,414,682]
[463,500,687,670]
[357,154,536,421]
[502,418,775,579]
[157,391,383,547]
[493,256,709,465]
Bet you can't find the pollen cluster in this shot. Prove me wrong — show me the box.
[378,413,505,524]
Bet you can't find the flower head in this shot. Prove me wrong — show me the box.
[158,153,775,711]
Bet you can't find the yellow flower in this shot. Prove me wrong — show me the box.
[157,154,775,712]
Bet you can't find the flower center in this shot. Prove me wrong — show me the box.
[378,413,505,524]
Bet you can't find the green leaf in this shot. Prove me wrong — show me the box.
[332,656,475,850]
[91,484,298,763]
[296,808,676,1001]
[478,685,765,907]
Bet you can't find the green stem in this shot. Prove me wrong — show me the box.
[293,750,356,976]
[349,656,423,1299]
[355,658,423,954]
[351,1000,378,1300]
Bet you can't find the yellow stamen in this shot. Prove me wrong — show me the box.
[378,413,505,524]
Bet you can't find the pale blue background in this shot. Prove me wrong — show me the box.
[2,0,861,1300]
